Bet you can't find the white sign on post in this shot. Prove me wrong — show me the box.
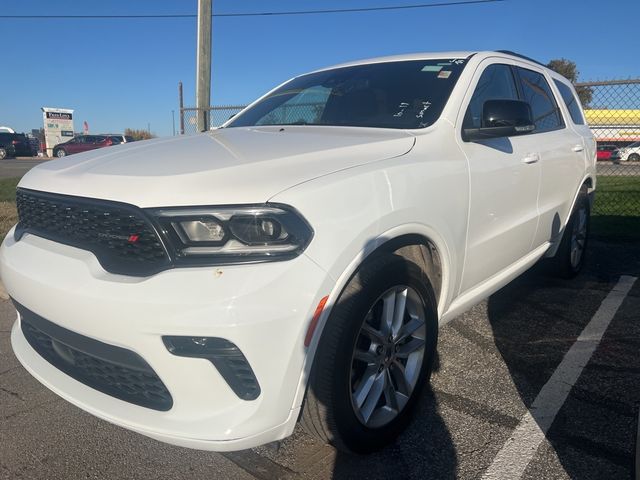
[42,107,74,157]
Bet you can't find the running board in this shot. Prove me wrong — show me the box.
[440,242,550,324]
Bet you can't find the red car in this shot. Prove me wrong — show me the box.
[52,135,117,158]
[596,144,620,161]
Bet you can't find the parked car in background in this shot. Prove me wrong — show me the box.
[52,135,117,158]
[27,137,40,156]
[0,132,32,159]
[2,50,596,454]
[619,141,640,162]
[105,134,135,144]
[596,144,620,161]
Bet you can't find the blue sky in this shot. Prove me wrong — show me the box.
[1,0,639,137]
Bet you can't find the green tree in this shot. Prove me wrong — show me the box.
[124,128,155,141]
[546,58,593,107]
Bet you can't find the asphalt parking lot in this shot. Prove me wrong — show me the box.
[1,238,639,480]
[0,158,48,179]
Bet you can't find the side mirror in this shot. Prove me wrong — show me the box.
[463,99,535,142]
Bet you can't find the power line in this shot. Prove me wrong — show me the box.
[0,0,505,19]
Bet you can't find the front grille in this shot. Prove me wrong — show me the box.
[15,188,170,276]
[16,302,173,411]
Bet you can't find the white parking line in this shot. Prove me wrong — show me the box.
[482,275,637,480]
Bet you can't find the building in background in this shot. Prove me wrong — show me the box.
[42,107,74,157]
[584,109,640,146]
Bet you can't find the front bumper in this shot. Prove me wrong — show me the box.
[1,229,332,450]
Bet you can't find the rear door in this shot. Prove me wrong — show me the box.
[553,78,596,164]
[89,136,108,151]
[64,137,82,154]
[456,60,542,294]
[80,136,99,152]
[516,67,586,249]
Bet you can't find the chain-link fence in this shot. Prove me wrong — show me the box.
[180,106,246,134]
[579,79,640,221]
[181,79,640,229]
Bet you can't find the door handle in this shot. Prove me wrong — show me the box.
[522,153,540,164]
[572,145,584,153]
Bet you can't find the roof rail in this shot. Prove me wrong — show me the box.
[495,50,546,67]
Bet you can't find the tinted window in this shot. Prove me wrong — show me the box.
[464,64,519,129]
[229,59,467,130]
[553,79,585,125]
[125,136,135,142]
[517,67,564,133]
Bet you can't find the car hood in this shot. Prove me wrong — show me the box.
[20,126,415,207]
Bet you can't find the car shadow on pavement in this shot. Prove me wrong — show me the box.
[328,364,458,479]
[486,240,640,479]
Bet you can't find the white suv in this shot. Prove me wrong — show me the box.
[620,141,640,162]
[1,51,596,453]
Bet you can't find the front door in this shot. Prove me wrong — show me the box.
[456,61,542,294]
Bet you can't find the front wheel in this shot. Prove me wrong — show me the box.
[302,254,438,453]
[0,148,6,160]
[628,153,640,162]
[55,149,66,158]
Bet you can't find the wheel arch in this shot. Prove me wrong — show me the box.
[292,225,454,414]
[545,176,593,258]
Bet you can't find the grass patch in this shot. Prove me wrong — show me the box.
[0,177,19,202]
[593,176,640,216]
[591,176,640,239]
[0,201,17,241]
[0,178,19,240]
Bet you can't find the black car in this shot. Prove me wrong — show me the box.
[0,132,32,159]
[27,137,40,156]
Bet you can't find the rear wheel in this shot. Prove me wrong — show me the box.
[0,148,6,160]
[628,153,640,162]
[550,190,590,278]
[302,254,438,453]
[55,149,66,158]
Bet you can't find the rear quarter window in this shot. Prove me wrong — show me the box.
[553,79,586,125]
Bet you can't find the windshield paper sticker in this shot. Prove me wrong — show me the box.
[438,70,452,79]
[421,65,443,72]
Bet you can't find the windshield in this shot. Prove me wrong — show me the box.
[227,59,467,130]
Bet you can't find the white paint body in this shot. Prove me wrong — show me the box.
[0,51,596,451]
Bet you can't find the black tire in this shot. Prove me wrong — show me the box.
[628,153,640,162]
[550,189,590,278]
[0,148,6,160]
[55,148,66,158]
[301,253,438,453]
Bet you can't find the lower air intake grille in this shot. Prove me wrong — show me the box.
[16,302,173,411]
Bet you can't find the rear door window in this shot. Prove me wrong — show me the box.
[516,67,564,133]
[553,79,585,125]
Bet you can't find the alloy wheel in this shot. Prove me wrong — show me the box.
[349,285,426,428]
[570,205,588,269]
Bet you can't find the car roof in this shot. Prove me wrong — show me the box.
[311,50,546,73]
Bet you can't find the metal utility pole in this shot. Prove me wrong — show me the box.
[178,81,184,135]
[196,0,212,132]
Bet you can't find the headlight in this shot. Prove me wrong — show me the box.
[147,204,313,265]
